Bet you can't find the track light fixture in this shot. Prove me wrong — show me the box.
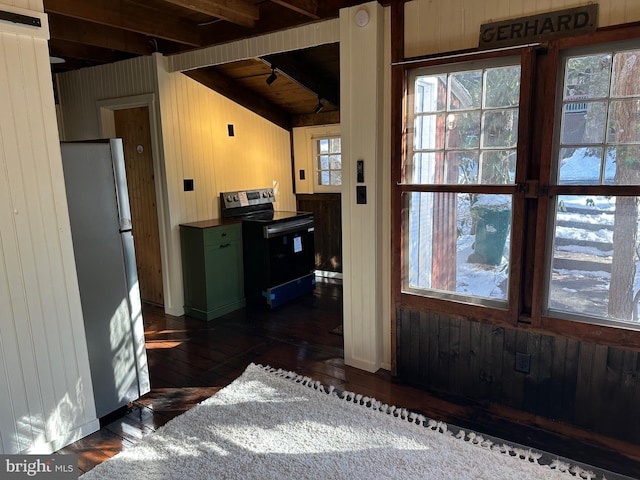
[313,97,324,114]
[266,66,278,85]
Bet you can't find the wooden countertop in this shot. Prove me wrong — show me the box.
[179,217,242,229]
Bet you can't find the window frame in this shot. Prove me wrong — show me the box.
[392,24,640,348]
[394,48,534,326]
[313,134,343,192]
[293,124,342,194]
[540,37,640,331]
[402,57,524,310]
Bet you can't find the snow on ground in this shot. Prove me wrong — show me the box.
[415,148,640,323]
[554,244,612,258]
[558,148,617,184]
[456,242,508,299]
[555,225,613,243]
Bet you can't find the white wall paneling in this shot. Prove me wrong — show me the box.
[0,0,99,454]
[56,55,157,141]
[380,6,392,371]
[405,0,640,58]
[340,2,389,372]
[0,0,42,10]
[168,19,340,72]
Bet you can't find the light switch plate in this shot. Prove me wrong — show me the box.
[356,185,367,204]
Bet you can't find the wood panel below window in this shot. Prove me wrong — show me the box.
[396,306,640,447]
[296,193,342,273]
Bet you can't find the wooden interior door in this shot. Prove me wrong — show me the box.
[114,107,164,306]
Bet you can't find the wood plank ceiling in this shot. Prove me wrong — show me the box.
[42,0,377,128]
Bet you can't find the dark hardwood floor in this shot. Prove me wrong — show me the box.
[59,280,639,478]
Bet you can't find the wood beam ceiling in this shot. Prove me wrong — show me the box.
[197,2,318,47]
[291,110,340,127]
[270,0,320,19]
[261,54,339,107]
[160,0,259,28]
[48,14,155,56]
[48,39,136,64]
[44,0,204,47]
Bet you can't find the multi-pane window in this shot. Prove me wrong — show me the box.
[399,38,640,330]
[315,137,342,187]
[409,65,520,185]
[547,46,640,326]
[404,60,521,306]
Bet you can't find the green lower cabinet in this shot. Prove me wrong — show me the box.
[180,222,245,320]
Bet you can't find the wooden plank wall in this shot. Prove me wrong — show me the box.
[404,0,640,59]
[396,307,640,443]
[114,106,164,306]
[0,0,99,453]
[296,193,342,273]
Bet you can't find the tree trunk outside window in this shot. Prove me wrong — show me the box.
[608,52,640,320]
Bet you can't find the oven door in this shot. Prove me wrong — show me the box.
[264,217,315,287]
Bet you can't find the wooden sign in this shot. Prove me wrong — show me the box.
[479,4,598,49]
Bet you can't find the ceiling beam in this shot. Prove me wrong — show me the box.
[261,55,339,107]
[270,0,319,19]
[50,58,102,74]
[160,0,259,28]
[185,68,291,131]
[44,0,203,47]
[291,110,340,128]
[48,39,134,64]
[48,14,154,56]
[197,2,317,46]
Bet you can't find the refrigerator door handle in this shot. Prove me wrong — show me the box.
[110,138,134,231]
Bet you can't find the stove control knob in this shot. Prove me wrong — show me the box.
[268,191,274,197]
[226,195,233,202]
[262,191,267,197]
[233,195,239,201]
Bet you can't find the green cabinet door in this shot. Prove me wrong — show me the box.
[180,222,245,320]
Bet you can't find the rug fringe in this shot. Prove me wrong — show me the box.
[254,363,606,480]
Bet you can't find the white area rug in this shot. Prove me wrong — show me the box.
[80,364,604,480]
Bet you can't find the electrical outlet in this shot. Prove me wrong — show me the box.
[515,352,531,374]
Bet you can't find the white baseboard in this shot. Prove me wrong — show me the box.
[344,356,380,373]
[25,418,100,454]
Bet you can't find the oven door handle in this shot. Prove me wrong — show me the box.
[264,217,314,238]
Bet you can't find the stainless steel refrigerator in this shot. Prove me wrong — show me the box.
[61,139,150,418]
